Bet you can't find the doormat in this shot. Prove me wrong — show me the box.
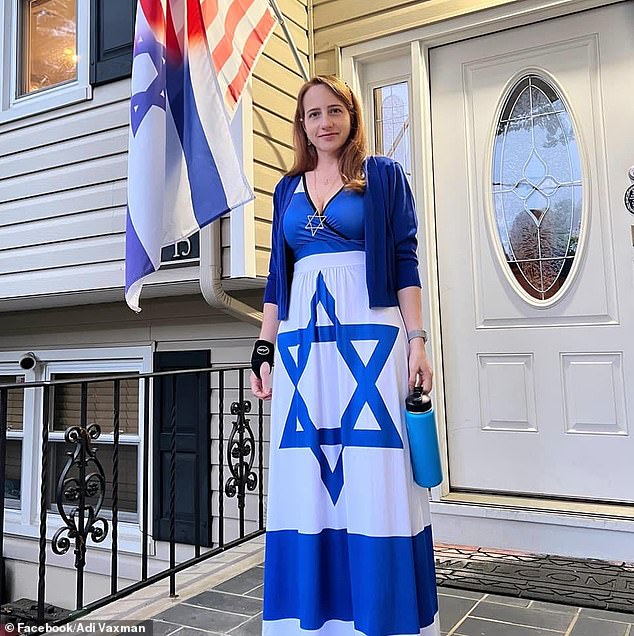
[435,544,634,614]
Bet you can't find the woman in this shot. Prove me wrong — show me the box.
[251,75,440,636]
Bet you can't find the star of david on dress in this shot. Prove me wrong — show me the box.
[277,273,403,505]
[305,210,326,236]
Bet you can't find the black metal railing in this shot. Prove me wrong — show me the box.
[0,366,266,626]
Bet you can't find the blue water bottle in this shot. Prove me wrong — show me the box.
[405,387,443,488]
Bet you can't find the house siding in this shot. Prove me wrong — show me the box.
[0,0,308,308]
[312,0,519,74]
[252,0,309,277]
[0,79,130,304]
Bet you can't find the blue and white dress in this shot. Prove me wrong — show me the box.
[263,177,440,636]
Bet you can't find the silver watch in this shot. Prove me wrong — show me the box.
[407,329,428,344]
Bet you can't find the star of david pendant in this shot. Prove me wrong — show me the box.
[306,210,326,237]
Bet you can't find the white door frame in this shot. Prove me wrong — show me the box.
[341,0,634,560]
[342,0,625,501]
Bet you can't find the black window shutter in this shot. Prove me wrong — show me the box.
[90,0,137,86]
[153,351,212,547]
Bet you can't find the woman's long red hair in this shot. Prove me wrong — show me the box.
[288,75,367,191]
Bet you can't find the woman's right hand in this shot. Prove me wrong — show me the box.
[250,363,273,400]
[250,303,279,400]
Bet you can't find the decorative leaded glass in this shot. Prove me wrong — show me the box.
[492,75,583,301]
[373,82,411,176]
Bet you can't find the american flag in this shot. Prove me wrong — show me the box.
[125,0,275,311]
[202,0,276,118]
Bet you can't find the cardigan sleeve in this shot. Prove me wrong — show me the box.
[389,161,422,290]
[263,181,283,304]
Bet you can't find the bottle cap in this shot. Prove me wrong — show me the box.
[405,386,433,413]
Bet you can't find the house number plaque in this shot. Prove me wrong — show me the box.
[160,232,200,267]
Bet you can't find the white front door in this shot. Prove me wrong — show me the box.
[431,3,634,503]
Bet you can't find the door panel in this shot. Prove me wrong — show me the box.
[431,3,634,502]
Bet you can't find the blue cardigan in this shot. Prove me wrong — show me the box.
[263,155,421,320]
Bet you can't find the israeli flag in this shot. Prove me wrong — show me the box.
[125,0,253,311]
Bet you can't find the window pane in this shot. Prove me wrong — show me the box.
[20,0,77,96]
[5,440,22,505]
[491,74,583,301]
[52,374,140,435]
[0,375,25,431]
[47,441,138,516]
[373,82,411,176]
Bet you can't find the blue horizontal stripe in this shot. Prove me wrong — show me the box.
[125,207,154,291]
[263,526,438,635]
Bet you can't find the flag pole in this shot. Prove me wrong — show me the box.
[268,0,310,81]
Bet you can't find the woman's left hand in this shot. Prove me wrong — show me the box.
[408,339,433,393]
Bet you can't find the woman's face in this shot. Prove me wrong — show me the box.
[302,84,352,158]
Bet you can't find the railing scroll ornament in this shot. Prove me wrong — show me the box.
[52,423,109,569]
[225,400,258,509]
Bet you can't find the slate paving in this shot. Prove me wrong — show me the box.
[150,564,634,635]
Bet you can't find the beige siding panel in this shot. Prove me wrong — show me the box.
[313,0,519,53]
[279,0,308,30]
[254,192,274,221]
[0,127,128,180]
[0,154,127,203]
[0,208,125,251]
[254,162,287,197]
[261,35,306,78]
[0,181,127,226]
[254,55,305,99]
[253,108,294,148]
[255,219,272,250]
[0,261,124,299]
[256,248,270,273]
[0,235,123,275]
[0,99,129,158]
[252,78,297,119]
[313,0,417,28]
[254,135,294,174]
[270,19,309,56]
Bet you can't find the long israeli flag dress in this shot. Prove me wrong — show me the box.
[262,178,440,636]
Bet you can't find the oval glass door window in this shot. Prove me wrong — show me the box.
[492,75,583,302]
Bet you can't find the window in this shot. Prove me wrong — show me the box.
[18,0,77,96]
[0,0,90,122]
[1,347,150,552]
[373,81,412,176]
[491,74,583,302]
[47,373,141,521]
[0,374,25,509]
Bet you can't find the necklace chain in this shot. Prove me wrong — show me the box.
[312,168,341,212]
[314,165,339,186]
[306,167,341,236]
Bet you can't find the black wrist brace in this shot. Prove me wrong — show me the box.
[251,340,274,379]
